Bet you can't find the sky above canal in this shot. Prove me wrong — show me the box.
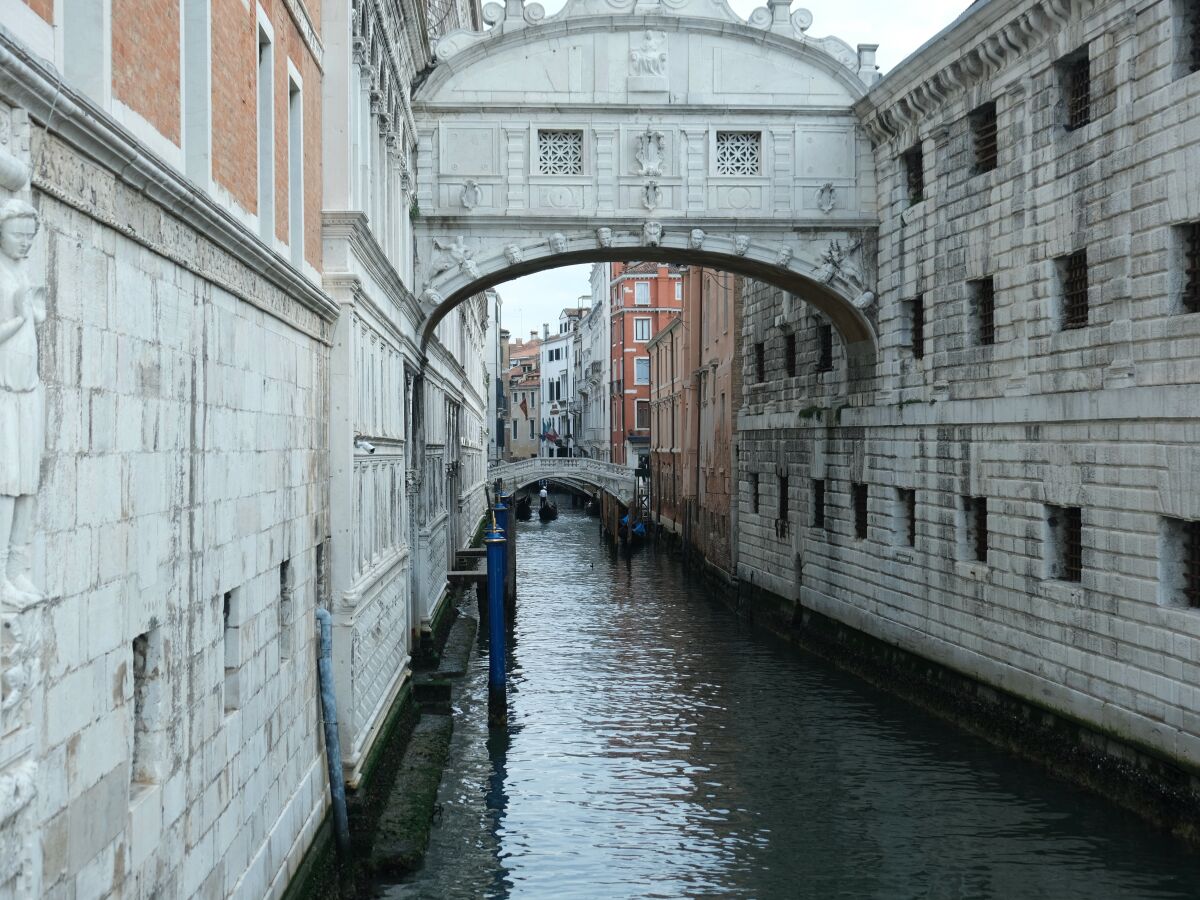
[499,0,970,341]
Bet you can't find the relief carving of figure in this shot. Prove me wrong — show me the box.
[642,221,663,247]
[595,227,613,248]
[433,236,479,279]
[460,179,481,210]
[634,128,665,177]
[549,232,569,254]
[688,228,706,250]
[630,31,667,77]
[641,180,662,212]
[503,243,523,265]
[776,246,794,268]
[733,234,750,256]
[0,200,44,607]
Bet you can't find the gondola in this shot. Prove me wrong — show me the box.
[538,499,558,522]
[515,494,532,521]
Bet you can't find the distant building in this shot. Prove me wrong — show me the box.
[505,332,542,459]
[485,292,506,463]
[608,262,683,467]
[578,265,613,460]
[540,308,586,456]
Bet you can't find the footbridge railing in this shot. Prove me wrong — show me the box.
[489,457,636,507]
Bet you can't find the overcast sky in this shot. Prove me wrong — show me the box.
[497,0,970,340]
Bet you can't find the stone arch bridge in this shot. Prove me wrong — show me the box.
[490,457,637,506]
[411,0,884,383]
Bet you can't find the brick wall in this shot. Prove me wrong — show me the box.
[20,0,52,23]
[112,0,181,145]
[211,0,258,214]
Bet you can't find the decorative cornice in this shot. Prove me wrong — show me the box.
[323,210,424,330]
[856,0,1099,147]
[283,0,325,71]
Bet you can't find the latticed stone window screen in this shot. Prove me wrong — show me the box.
[537,129,584,175]
[715,131,761,175]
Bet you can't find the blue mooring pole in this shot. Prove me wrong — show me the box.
[485,518,508,728]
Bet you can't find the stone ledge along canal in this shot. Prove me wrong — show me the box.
[379,507,1200,899]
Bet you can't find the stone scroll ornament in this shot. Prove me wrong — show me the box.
[0,200,43,608]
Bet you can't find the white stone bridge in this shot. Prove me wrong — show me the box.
[490,457,637,506]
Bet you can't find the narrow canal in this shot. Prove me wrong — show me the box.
[383,507,1200,899]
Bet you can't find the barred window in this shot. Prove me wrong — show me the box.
[964,496,988,564]
[754,342,765,383]
[970,277,996,346]
[817,323,834,373]
[812,479,826,530]
[1180,0,1200,76]
[785,333,797,378]
[751,473,759,514]
[909,295,926,359]
[1160,517,1200,609]
[1046,505,1083,583]
[1058,250,1089,330]
[715,131,761,175]
[902,144,924,205]
[852,483,868,540]
[779,476,789,521]
[1179,222,1200,313]
[537,129,584,175]
[1059,50,1091,131]
[897,488,917,547]
[970,101,998,173]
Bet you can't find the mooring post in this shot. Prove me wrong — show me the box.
[485,517,508,729]
[498,491,516,611]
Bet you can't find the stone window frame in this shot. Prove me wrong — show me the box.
[1044,505,1083,583]
[634,399,651,430]
[750,473,760,514]
[776,475,790,539]
[633,317,652,342]
[1055,249,1090,330]
[816,322,834,373]
[907,295,926,359]
[812,478,827,530]
[1159,516,1200,609]
[901,142,925,206]
[1057,46,1092,133]
[959,496,989,565]
[222,587,243,713]
[852,482,869,541]
[633,281,651,306]
[633,357,651,385]
[712,129,763,176]
[969,276,996,346]
[533,126,589,177]
[784,331,797,378]
[894,487,917,548]
[131,628,166,789]
[753,341,766,384]
[968,100,998,175]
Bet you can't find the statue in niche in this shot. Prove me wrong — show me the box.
[634,128,665,177]
[460,179,481,210]
[733,234,750,256]
[642,221,663,247]
[548,233,568,253]
[0,199,44,607]
[630,31,667,77]
[642,180,662,212]
[688,228,706,250]
[503,244,523,265]
[433,235,479,279]
[595,227,614,248]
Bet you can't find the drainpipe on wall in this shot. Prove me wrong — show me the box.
[315,607,352,859]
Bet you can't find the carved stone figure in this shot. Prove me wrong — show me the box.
[0,200,43,607]
[817,182,837,214]
[854,290,877,310]
[642,180,662,212]
[460,179,481,210]
[630,31,667,77]
[642,221,663,247]
[549,232,568,253]
[595,227,614,248]
[634,128,665,176]
[733,234,750,256]
[503,243,523,265]
[815,239,845,284]
[421,287,444,307]
[776,246,794,268]
[433,236,479,279]
[688,228,706,250]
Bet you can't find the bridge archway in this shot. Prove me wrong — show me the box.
[491,458,638,506]
[411,0,882,384]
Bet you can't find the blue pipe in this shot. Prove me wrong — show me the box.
[314,607,351,856]
[485,521,508,728]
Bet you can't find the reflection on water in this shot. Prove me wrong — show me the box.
[382,508,1200,899]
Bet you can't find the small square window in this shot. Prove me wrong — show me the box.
[715,131,761,175]
[634,281,651,305]
[970,277,996,346]
[1160,516,1200,608]
[909,296,926,359]
[1057,250,1089,330]
[812,479,826,530]
[1045,505,1083,582]
[785,333,797,378]
[970,102,998,173]
[902,144,924,205]
[896,488,917,547]
[852,483,868,540]
[538,129,584,174]
[754,342,765,383]
[1059,49,1091,131]
[816,323,833,373]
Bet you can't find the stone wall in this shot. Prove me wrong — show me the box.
[736,0,1200,775]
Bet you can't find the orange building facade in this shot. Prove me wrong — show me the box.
[608,262,683,466]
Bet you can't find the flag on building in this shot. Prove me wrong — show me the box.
[520,394,529,418]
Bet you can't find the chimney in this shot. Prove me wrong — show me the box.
[543,323,550,339]
[530,330,537,342]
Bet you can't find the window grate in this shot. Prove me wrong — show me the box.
[1192,6,1200,74]
[754,342,765,383]
[973,277,996,345]
[901,488,917,547]
[779,476,789,520]
[970,497,988,563]
[1186,520,1200,608]
[1061,250,1089,329]
[1184,223,1200,312]
[911,296,926,359]
[751,473,759,514]
[816,324,834,373]
[1062,506,1083,583]
[1063,53,1091,131]
[902,144,924,204]
[716,131,761,175]
[812,479,826,530]
[853,483,868,540]
[785,333,797,378]
[971,102,998,173]
[538,129,583,175]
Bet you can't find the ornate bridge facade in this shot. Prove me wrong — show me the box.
[490,457,638,506]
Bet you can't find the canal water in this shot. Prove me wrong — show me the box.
[382,507,1200,899]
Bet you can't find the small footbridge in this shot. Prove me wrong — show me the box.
[490,457,636,506]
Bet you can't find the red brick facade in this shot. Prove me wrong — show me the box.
[20,0,53,23]
[113,0,182,144]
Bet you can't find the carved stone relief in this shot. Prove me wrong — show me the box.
[433,235,479,279]
[641,180,663,212]
[548,232,568,253]
[503,243,523,265]
[642,221,663,247]
[634,128,665,176]
[460,179,481,209]
[733,234,750,256]
[596,227,613,248]
[817,182,837,214]
[775,246,794,268]
[630,31,667,77]
[688,228,706,250]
